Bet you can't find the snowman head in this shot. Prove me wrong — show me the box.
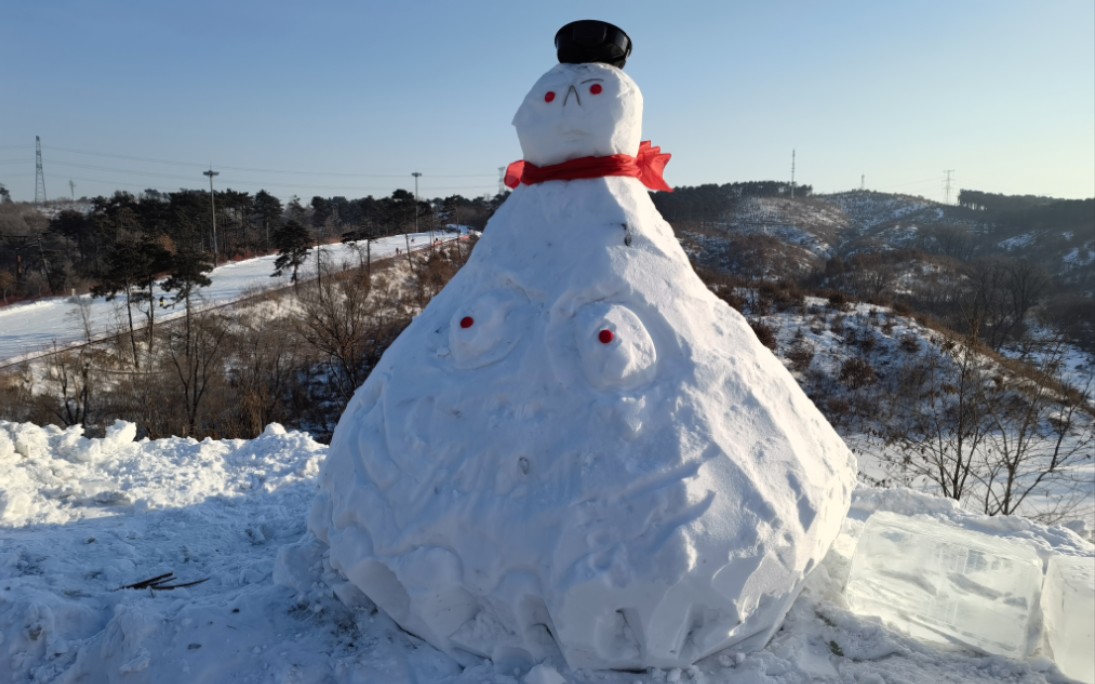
[512,62,643,167]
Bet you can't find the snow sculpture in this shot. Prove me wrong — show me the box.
[309,21,856,670]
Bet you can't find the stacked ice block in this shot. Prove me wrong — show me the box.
[844,511,1044,657]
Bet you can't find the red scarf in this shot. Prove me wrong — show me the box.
[504,141,672,192]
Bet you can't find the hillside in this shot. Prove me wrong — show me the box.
[677,190,1092,278]
[670,190,1095,352]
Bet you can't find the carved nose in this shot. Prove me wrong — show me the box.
[562,84,581,107]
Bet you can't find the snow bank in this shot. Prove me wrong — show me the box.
[1,421,1091,682]
[0,419,323,526]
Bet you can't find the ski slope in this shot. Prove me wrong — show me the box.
[0,232,457,365]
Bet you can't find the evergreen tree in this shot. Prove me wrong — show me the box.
[271,219,312,288]
[252,191,283,249]
[162,245,214,308]
[91,230,171,368]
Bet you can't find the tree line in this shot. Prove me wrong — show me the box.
[0,187,504,305]
[957,190,1094,231]
[652,180,813,225]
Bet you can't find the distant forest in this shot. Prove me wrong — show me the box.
[0,187,503,304]
[0,180,1091,308]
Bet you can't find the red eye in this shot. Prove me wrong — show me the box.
[460,316,474,329]
[598,329,615,344]
[544,91,556,103]
[589,83,603,95]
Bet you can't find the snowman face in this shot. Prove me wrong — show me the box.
[512,62,643,166]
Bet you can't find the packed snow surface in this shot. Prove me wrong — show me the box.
[2,420,1091,682]
[304,62,856,670]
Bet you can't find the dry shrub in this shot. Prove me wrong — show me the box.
[750,320,778,350]
[787,341,815,374]
[839,357,878,389]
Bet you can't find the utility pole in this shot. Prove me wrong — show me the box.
[203,167,219,264]
[69,180,75,201]
[413,171,432,250]
[790,149,796,199]
[943,169,955,205]
[34,136,47,206]
[860,174,865,191]
[498,166,506,196]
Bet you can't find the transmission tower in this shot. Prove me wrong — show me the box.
[34,136,47,206]
[943,169,955,205]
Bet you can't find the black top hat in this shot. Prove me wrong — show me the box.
[555,20,632,68]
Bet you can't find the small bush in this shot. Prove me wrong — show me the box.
[750,320,778,349]
[718,288,747,312]
[829,315,845,336]
[787,341,815,374]
[839,357,878,389]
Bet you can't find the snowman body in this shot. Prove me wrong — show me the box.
[309,62,856,670]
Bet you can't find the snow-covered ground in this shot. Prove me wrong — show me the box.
[1,420,1091,683]
[0,232,457,366]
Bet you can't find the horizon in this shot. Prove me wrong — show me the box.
[1,0,1093,205]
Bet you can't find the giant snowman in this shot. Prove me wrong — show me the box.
[308,21,856,670]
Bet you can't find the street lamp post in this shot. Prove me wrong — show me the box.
[412,171,422,233]
[203,167,219,264]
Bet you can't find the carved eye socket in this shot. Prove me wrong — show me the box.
[575,303,658,391]
[544,91,556,103]
[589,83,603,95]
[448,291,530,370]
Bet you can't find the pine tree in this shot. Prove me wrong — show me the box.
[271,219,312,289]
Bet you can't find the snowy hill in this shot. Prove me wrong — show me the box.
[676,190,1093,287]
[2,420,1092,683]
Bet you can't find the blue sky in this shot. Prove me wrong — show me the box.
[1,0,1092,204]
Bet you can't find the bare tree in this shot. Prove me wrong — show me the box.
[47,345,91,428]
[885,327,1094,523]
[225,314,304,437]
[163,310,228,437]
[295,268,379,405]
[975,335,1093,520]
[881,327,994,502]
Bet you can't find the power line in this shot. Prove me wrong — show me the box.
[40,159,494,193]
[41,144,495,179]
[49,175,496,205]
